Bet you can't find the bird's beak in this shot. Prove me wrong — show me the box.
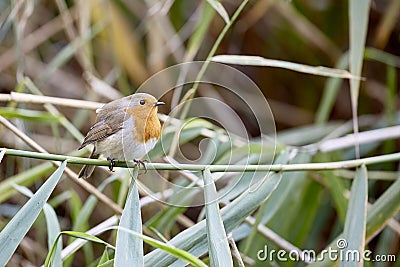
[153,101,165,107]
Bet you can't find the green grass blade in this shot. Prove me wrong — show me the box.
[339,165,368,267]
[116,227,208,267]
[45,231,115,267]
[349,0,371,104]
[211,55,358,79]
[98,259,114,267]
[203,168,232,266]
[0,161,66,266]
[322,170,348,225]
[349,0,371,157]
[317,154,348,224]
[60,231,111,246]
[366,171,400,240]
[206,0,230,24]
[315,54,349,124]
[97,248,110,265]
[43,203,63,267]
[12,184,63,267]
[114,168,143,266]
[364,47,400,67]
[0,107,62,123]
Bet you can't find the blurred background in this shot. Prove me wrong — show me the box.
[1,0,398,131]
[0,0,399,266]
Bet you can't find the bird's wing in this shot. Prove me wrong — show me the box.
[78,105,128,149]
[78,120,120,149]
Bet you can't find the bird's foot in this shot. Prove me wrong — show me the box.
[134,159,147,173]
[107,157,116,172]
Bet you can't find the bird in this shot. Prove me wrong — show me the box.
[78,93,164,179]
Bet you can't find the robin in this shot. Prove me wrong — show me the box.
[78,93,164,178]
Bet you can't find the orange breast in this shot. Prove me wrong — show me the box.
[125,108,161,143]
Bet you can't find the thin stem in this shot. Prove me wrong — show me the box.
[0,91,103,110]
[179,0,249,113]
[228,233,245,267]
[169,1,249,158]
[3,148,400,173]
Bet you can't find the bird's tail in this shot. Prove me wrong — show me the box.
[78,150,99,179]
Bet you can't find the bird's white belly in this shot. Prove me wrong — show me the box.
[95,117,158,161]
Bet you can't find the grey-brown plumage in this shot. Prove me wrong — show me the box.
[78,97,129,178]
[78,120,123,149]
[78,97,129,150]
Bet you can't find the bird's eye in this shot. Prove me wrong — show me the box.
[139,100,145,105]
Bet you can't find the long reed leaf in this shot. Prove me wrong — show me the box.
[338,165,368,267]
[203,168,232,266]
[114,168,143,266]
[0,161,66,266]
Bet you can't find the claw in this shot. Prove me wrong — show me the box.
[107,157,116,172]
[134,159,147,173]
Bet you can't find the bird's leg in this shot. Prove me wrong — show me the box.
[107,157,116,172]
[134,159,147,173]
